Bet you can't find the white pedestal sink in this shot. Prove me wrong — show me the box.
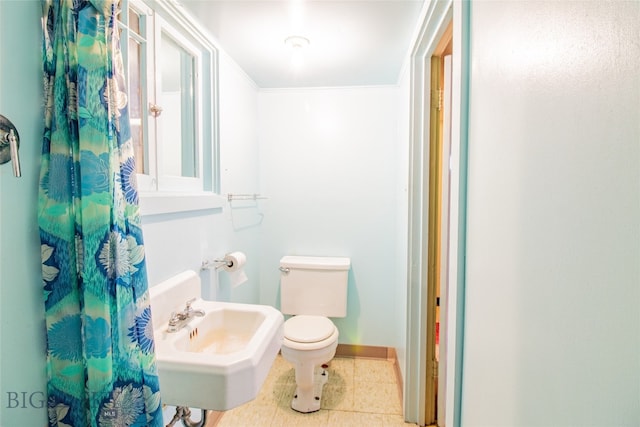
[150,270,284,411]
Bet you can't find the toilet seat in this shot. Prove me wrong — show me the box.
[282,315,339,351]
[285,315,334,343]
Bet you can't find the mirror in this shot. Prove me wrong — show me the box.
[160,30,197,178]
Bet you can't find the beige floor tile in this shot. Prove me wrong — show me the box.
[325,357,355,384]
[319,361,353,411]
[271,355,297,384]
[381,413,420,426]
[354,358,397,384]
[273,382,299,410]
[327,410,385,426]
[216,403,277,427]
[353,381,402,415]
[323,369,349,390]
[254,379,297,408]
[320,382,354,411]
[270,406,330,427]
[214,354,405,426]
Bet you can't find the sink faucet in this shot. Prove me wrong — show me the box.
[167,298,205,333]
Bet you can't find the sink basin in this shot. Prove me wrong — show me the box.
[175,308,266,355]
[150,270,284,411]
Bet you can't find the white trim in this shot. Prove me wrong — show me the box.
[444,4,466,426]
[154,15,205,193]
[438,53,453,424]
[121,0,221,208]
[139,192,225,216]
[405,1,464,426]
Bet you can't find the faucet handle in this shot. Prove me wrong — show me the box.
[185,298,196,310]
[168,311,179,325]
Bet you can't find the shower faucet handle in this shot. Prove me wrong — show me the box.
[0,115,21,177]
[7,129,21,177]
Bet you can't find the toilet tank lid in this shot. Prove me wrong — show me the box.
[280,256,351,270]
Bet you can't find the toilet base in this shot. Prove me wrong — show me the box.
[291,367,329,413]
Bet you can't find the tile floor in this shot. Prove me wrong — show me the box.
[211,355,418,427]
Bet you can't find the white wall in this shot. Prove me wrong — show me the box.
[144,51,261,305]
[257,86,404,347]
[462,1,640,426]
[0,2,48,425]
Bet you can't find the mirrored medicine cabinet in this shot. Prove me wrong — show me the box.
[119,0,221,215]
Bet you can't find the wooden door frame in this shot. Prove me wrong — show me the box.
[425,23,452,425]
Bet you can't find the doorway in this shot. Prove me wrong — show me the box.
[405,1,469,426]
[425,22,452,426]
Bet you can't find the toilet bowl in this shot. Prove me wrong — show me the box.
[280,315,339,413]
[278,256,350,413]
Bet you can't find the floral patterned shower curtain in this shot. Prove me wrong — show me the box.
[39,1,163,425]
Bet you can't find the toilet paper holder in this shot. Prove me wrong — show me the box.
[201,252,246,272]
[200,258,233,271]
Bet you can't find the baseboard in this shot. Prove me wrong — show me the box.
[335,343,393,359]
[388,347,404,406]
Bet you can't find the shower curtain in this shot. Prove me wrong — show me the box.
[39,1,163,425]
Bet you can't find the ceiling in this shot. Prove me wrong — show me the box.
[178,0,425,88]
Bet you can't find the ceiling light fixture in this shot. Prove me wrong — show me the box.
[284,35,310,69]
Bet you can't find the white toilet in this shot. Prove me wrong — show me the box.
[279,255,350,413]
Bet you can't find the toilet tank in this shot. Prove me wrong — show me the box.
[279,256,350,317]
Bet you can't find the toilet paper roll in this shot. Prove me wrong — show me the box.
[223,252,246,272]
[223,252,248,288]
